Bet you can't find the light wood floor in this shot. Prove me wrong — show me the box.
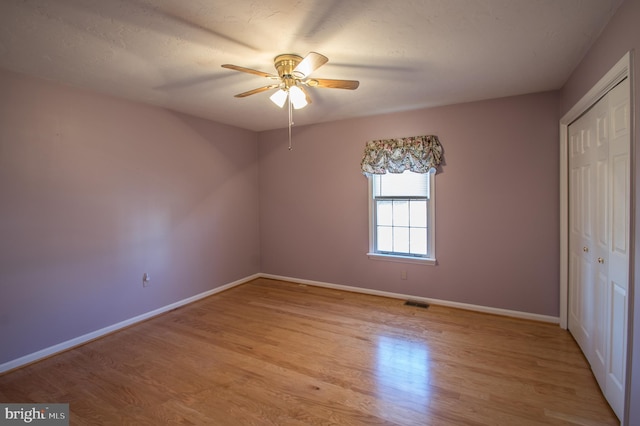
[0,278,619,425]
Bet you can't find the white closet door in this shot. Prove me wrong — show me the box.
[567,78,629,421]
[591,91,610,390]
[568,106,596,362]
[604,78,630,418]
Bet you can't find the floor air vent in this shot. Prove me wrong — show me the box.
[404,300,430,309]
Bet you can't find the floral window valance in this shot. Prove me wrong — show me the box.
[360,135,443,175]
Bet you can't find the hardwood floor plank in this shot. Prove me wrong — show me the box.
[0,278,619,425]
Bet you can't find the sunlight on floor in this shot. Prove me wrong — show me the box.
[376,335,431,412]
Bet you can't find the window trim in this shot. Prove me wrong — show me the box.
[367,171,436,265]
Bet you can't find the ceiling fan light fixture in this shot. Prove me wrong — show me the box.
[289,86,308,109]
[269,89,288,108]
[223,52,358,148]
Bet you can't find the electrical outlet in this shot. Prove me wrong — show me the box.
[401,270,407,280]
[142,273,151,287]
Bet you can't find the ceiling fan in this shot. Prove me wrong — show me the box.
[221,52,359,110]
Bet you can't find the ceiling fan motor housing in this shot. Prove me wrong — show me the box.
[274,54,303,87]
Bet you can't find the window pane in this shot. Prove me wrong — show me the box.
[410,228,427,255]
[393,227,409,253]
[393,200,409,227]
[410,200,427,228]
[371,170,433,258]
[373,172,429,197]
[377,201,393,226]
[377,226,393,252]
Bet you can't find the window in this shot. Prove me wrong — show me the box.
[368,171,435,264]
[360,134,442,264]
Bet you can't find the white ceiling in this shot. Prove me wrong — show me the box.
[0,0,623,131]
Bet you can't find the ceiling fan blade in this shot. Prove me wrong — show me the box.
[293,52,328,78]
[222,64,278,79]
[234,84,280,98]
[306,78,360,90]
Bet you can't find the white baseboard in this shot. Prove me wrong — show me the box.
[259,273,560,324]
[1,272,559,374]
[0,274,260,374]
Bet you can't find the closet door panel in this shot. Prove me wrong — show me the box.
[590,94,610,388]
[604,79,630,417]
[568,113,595,357]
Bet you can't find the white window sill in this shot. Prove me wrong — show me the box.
[367,253,437,266]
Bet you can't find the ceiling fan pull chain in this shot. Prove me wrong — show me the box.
[288,95,293,150]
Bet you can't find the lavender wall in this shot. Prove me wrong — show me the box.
[259,91,560,317]
[560,0,640,423]
[0,69,260,365]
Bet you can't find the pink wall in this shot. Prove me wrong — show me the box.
[0,69,261,364]
[258,91,560,317]
[2,1,634,411]
[560,0,640,423]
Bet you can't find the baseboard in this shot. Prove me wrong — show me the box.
[2,272,559,374]
[259,273,560,324]
[0,273,260,374]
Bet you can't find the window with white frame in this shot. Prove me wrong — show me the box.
[360,134,442,265]
[368,171,435,263]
